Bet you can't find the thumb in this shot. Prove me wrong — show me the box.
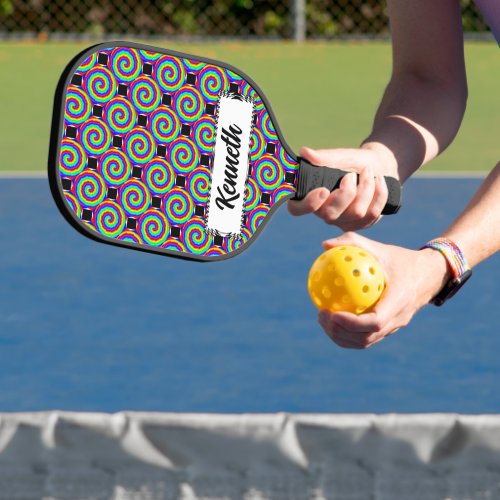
[322,231,369,250]
[299,147,365,170]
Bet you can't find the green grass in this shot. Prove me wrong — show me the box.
[0,40,497,172]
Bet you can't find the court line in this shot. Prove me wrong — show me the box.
[414,170,487,178]
[0,171,47,178]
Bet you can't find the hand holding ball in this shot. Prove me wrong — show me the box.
[308,245,385,314]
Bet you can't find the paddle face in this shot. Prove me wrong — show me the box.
[49,41,299,261]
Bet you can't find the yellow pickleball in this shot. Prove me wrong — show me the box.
[308,245,385,314]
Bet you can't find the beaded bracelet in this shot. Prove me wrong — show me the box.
[421,238,472,306]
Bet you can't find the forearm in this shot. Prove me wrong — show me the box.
[362,72,467,183]
[361,0,467,183]
[417,162,500,304]
[441,162,500,267]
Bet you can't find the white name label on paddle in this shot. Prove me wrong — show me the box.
[206,92,254,239]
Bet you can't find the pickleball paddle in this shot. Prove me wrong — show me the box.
[48,41,402,262]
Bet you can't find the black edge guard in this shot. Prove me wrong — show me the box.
[292,158,402,215]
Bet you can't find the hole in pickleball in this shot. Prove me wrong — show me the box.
[334,277,344,287]
[356,306,365,314]
[322,286,331,299]
[313,271,321,282]
[333,303,341,311]
[313,294,322,308]
[362,285,369,293]
[327,264,335,272]
[369,267,376,275]
[378,284,382,291]
[344,255,352,262]
[359,251,366,257]
[352,269,360,277]
[342,295,351,304]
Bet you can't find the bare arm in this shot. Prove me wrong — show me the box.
[363,0,468,181]
[289,0,469,226]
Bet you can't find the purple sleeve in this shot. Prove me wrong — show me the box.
[473,0,500,45]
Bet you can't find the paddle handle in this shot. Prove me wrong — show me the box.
[293,157,402,215]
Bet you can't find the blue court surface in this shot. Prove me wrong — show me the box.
[0,176,498,413]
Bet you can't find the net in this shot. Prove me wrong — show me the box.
[1,412,500,499]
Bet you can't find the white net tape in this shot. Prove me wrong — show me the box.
[1,412,500,499]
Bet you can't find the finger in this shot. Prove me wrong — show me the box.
[319,311,372,349]
[330,317,390,349]
[287,188,330,216]
[371,174,389,215]
[330,311,385,335]
[343,164,376,221]
[315,172,358,224]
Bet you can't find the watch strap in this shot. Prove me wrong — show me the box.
[421,238,472,306]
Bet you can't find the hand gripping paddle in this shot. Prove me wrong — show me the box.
[48,41,402,262]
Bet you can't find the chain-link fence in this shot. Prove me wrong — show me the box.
[0,0,491,39]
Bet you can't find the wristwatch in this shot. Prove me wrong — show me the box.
[421,238,472,306]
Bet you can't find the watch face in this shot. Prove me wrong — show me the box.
[432,269,472,306]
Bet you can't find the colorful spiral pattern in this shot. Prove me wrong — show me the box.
[163,188,194,224]
[104,97,136,135]
[244,177,260,211]
[65,87,92,124]
[155,56,185,92]
[204,246,225,257]
[240,82,265,112]
[64,192,82,218]
[227,69,243,84]
[174,86,203,123]
[162,238,186,252]
[254,155,283,191]
[138,209,169,246]
[124,128,155,164]
[272,184,295,204]
[60,139,86,177]
[148,107,180,144]
[61,45,305,259]
[250,128,265,162]
[187,167,211,204]
[192,117,216,152]
[259,111,277,140]
[167,137,198,174]
[129,76,161,113]
[109,48,142,82]
[118,229,142,244]
[83,66,117,104]
[224,227,251,254]
[99,150,131,186]
[142,158,174,194]
[247,204,269,233]
[80,118,112,155]
[181,218,211,254]
[78,53,97,72]
[119,179,151,216]
[184,58,205,72]
[277,144,298,171]
[139,50,162,62]
[94,200,126,237]
[73,170,106,207]
[197,65,228,101]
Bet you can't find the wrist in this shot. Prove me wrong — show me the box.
[417,248,453,304]
[361,141,399,178]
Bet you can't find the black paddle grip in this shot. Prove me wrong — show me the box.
[293,158,402,215]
